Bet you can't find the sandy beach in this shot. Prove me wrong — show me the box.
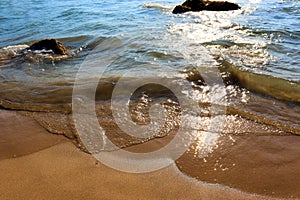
[0,109,281,200]
[1,0,299,199]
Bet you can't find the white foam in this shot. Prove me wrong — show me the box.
[142,3,172,10]
[0,44,28,57]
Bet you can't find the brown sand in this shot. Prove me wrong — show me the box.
[176,134,300,199]
[0,110,67,160]
[0,110,275,200]
[0,142,275,200]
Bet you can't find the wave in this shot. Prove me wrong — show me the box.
[0,35,115,112]
[142,3,172,10]
[220,59,300,104]
[0,11,299,136]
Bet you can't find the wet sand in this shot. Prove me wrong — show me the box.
[0,109,277,200]
[1,141,276,200]
[176,134,300,199]
[0,110,67,159]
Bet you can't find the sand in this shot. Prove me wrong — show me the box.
[0,109,275,200]
[0,142,274,200]
[0,110,67,159]
[177,134,300,198]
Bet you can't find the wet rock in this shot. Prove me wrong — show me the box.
[28,39,67,55]
[173,0,241,14]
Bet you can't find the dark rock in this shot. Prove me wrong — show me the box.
[173,0,241,14]
[28,39,67,55]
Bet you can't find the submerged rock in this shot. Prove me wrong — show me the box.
[172,0,241,14]
[28,39,67,55]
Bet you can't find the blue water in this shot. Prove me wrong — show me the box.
[0,0,299,130]
[1,0,299,79]
[0,0,172,44]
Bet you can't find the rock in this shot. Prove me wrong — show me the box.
[172,0,241,14]
[28,39,67,55]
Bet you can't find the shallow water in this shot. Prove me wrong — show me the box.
[1,0,300,198]
[0,0,299,108]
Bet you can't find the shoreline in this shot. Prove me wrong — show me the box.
[0,142,272,200]
[0,109,296,199]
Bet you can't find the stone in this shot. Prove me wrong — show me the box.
[28,39,67,55]
[173,0,241,14]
